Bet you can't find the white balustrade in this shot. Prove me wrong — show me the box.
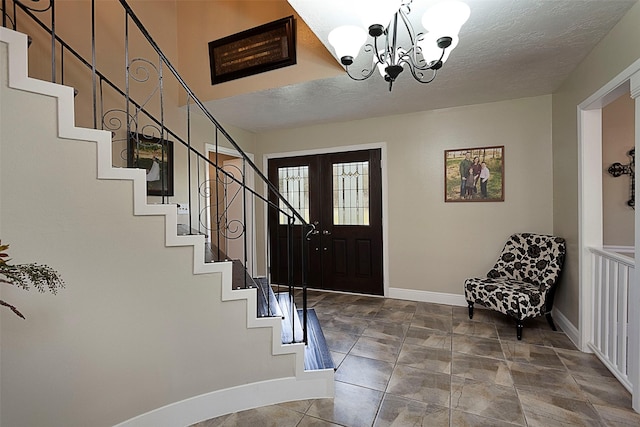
[589,247,635,392]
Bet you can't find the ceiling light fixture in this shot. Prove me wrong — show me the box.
[328,0,470,91]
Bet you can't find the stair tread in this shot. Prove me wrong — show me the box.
[278,292,304,344]
[255,277,283,318]
[299,308,335,371]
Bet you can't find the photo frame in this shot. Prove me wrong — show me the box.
[444,146,504,202]
[208,16,296,85]
[127,133,174,197]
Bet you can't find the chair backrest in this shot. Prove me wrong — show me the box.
[487,233,566,290]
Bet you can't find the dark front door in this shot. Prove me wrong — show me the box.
[268,149,383,295]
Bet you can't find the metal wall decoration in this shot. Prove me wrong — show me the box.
[607,148,635,209]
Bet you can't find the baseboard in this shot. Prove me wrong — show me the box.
[113,375,334,427]
[553,308,582,351]
[388,287,467,306]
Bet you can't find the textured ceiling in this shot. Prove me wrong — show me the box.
[202,0,637,133]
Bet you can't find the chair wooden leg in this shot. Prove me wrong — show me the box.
[546,313,557,331]
[468,303,474,319]
[516,321,523,340]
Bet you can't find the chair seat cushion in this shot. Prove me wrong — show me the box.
[464,277,547,320]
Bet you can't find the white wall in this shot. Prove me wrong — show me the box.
[255,95,554,297]
[0,40,297,426]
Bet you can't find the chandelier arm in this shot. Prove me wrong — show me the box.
[344,64,377,81]
[390,12,400,66]
[342,42,381,81]
[398,7,418,53]
[408,54,429,70]
[413,44,448,71]
[407,65,438,84]
[372,38,385,66]
[400,52,435,75]
[397,8,420,67]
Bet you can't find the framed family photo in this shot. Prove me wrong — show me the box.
[127,132,174,197]
[444,146,504,202]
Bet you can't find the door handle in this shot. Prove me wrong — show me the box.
[322,230,331,235]
[305,222,320,240]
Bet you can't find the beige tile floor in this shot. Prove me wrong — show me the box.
[192,290,640,426]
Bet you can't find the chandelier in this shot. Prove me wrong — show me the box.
[327,0,470,91]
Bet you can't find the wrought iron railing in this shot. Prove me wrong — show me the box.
[1,0,311,343]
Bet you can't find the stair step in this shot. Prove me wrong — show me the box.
[299,308,335,371]
[202,241,228,263]
[230,259,255,289]
[255,277,283,318]
[278,292,304,344]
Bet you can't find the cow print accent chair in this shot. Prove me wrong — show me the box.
[464,233,566,340]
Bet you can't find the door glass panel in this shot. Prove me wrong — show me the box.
[277,166,309,224]
[333,161,369,225]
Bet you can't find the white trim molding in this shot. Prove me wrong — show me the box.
[553,308,581,350]
[603,245,635,255]
[632,68,640,412]
[113,375,334,427]
[388,287,467,306]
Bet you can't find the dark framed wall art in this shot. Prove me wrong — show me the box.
[128,133,174,197]
[444,146,504,202]
[208,15,296,85]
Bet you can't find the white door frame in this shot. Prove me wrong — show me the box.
[205,144,257,276]
[264,142,389,297]
[578,58,640,411]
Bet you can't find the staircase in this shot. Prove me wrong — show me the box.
[209,240,333,359]
[0,1,333,426]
